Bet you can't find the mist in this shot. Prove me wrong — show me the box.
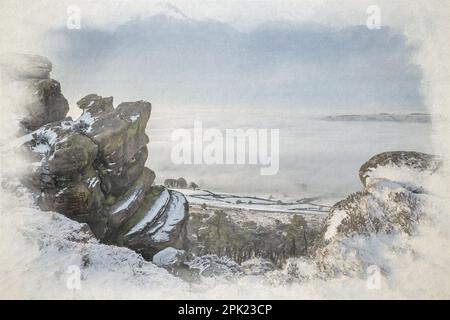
[30,3,431,197]
[1,0,450,300]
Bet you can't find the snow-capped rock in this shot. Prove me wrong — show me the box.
[0,53,69,131]
[0,195,187,299]
[153,247,188,267]
[1,54,189,260]
[315,151,444,277]
[358,151,441,187]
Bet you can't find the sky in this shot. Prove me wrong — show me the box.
[1,0,448,196]
[46,13,424,112]
[1,0,432,113]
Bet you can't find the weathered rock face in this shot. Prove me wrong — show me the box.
[319,180,423,246]
[241,258,275,275]
[0,54,69,131]
[1,53,189,259]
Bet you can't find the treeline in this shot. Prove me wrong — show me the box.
[164,177,198,190]
[188,209,319,266]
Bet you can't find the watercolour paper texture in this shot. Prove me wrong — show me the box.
[0,0,449,299]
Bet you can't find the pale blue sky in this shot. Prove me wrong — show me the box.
[47,4,424,113]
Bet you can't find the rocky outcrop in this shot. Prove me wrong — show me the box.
[315,151,442,276]
[1,53,189,259]
[358,151,441,187]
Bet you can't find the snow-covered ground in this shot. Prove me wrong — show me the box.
[175,188,332,213]
[174,188,329,227]
[1,160,449,299]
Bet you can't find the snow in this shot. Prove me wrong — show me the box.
[129,115,139,123]
[153,2,190,21]
[0,112,449,298]
[151,191,187,242]
[87,176,100,189]
[125,188,170,236]
[324,113,433,123]
[111,187,142,215]
[1,161,450,298]
[324,209,347,241]
[74,111,96,133]
[365,163,437,191]
[152,247,184,266]
[0,190,187,299]
[186,255,242,277]
[0,132,33,153]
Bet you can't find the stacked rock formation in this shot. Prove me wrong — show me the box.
[1,53,189,259]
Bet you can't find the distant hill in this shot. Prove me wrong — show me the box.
[324,113,431,123]
[46,4,424,111]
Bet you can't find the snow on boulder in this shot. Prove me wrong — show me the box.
[186,255,242,278]
[153,247,187,267]
[2,55,189,261]
[359,151,441,188]
[241,258,275,275]
[320,179,423,245]
[315,151,443,277]
[0,203,187,299]
[104,167,155,230]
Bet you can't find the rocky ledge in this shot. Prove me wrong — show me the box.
[315,150,443,276]
[1,53,189,259]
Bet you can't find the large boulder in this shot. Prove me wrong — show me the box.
[3,54,190,260]
[319,151,441,247]
[20,79,69,131]
[76,96,152,196]
[315,151,442,277]
[76,93,114,116]
[0,53,69,131]
[19,94,187,258]
[319,180,423,246]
